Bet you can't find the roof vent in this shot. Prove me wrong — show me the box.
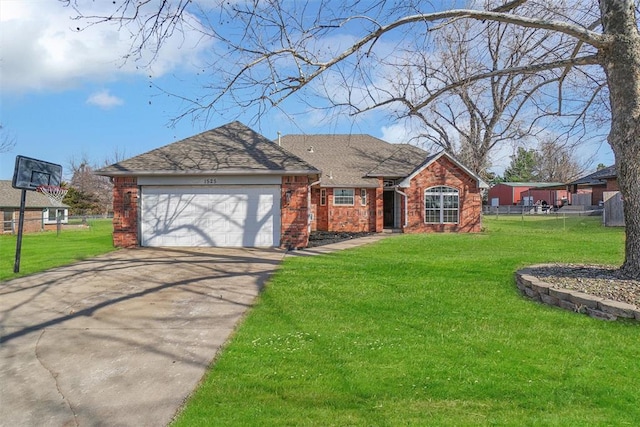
[308,146,314,153]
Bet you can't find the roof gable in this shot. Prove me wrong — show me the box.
[279,134,428,187]
[97,121,319,176]
[398,151,489,189]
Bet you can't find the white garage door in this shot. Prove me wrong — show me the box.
[140,186,280,247]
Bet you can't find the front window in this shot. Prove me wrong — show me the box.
[334,188,354,205]
[425,186,459,224]
[360,189,367,206]
[320,189,326,206]
[44,208,67,224]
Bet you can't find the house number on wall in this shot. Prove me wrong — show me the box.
[204,178,217,184]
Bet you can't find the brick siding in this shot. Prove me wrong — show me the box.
[605,178,619,192]
[1,209,43,233]
[402,156,482,233]
[375,180,384,232]
[112,177,139,248]
[281,176,313,249]
[321,187,379,233]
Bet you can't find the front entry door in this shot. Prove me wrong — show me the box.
[383,190,395,228]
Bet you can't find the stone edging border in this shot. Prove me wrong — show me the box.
[516,265,640,322]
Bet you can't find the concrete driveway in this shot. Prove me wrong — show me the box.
[0,247,285,427]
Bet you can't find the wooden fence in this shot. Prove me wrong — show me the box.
[571,193,592,206]
[603,191,625,227]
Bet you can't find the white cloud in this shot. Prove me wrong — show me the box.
[380,122,416,144]
[86,89,124,109]
[0,1,212,93]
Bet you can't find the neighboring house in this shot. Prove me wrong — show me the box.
[567,165,618,206]
[568,165,622,226]
[0,180,69,234]
[488,182,567,207]
[279,134,487,234]
[97,122,487,249]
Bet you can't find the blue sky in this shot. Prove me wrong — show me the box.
[0,0,614,182]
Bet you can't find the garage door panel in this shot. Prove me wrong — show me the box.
[141,186,280,247]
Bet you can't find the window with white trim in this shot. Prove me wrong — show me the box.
[44,208,68,224]
[320,189,326,206]
[425,186,459,224]
[360,189,367,206]
[333,188,354,205]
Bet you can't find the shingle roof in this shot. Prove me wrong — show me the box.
[0,180,68,208]
[278,134,429,187]
[497,182,564,187]
[569,165,616,186]
[96,121,320,177]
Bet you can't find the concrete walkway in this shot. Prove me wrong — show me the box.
[284,233,394,257]
[0,235,392,426]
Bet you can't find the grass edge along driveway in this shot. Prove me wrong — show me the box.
[173,216,638,426]
[0,219,116,281]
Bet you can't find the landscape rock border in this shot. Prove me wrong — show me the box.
[516,265,640,321]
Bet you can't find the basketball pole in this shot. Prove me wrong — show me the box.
[14,189,27,273]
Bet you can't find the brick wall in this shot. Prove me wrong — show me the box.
[605,178,619,192]
[375,180,384,232]
[281,176,312,249]
[324,187,379,233]
[2,209,43,233]
[402,156,482,233]
[112,177,138,247]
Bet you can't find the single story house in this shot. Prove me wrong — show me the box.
[488,182,567,207]
[97,122,487,249]
[567,165,618,206]
[278,133,488,234]
[1,180,69,234]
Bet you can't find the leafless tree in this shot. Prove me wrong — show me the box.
[65,0,640,277]
[68,150,125,215]
[0,125,16,154]
[533,139,587,182]
[328,6,600,179]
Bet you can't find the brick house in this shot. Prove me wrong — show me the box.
[98,122,487,249]
[279,134,488,234]
[0,180,69,234]
[97,122,320,249]
[567,165,618,206]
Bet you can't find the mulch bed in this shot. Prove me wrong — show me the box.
[307,231,373,248]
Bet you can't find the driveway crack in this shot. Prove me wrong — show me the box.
[35,329,79,426]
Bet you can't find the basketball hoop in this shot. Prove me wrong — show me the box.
[36,185,68,206]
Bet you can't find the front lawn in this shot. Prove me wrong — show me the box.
[0,219,115,281]
[173,216,637,426]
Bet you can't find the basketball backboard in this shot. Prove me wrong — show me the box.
[12,155,63,191]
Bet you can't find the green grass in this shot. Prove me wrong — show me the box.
[173,216,637,426]
[0,219,115,281]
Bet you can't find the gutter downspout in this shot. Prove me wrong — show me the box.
[394,187,408,229]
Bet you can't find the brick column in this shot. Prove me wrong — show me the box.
[375,178,384,232]
[281,176,311,249]
[112,177,139,247]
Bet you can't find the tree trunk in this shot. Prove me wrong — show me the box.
[600,0,640,278]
